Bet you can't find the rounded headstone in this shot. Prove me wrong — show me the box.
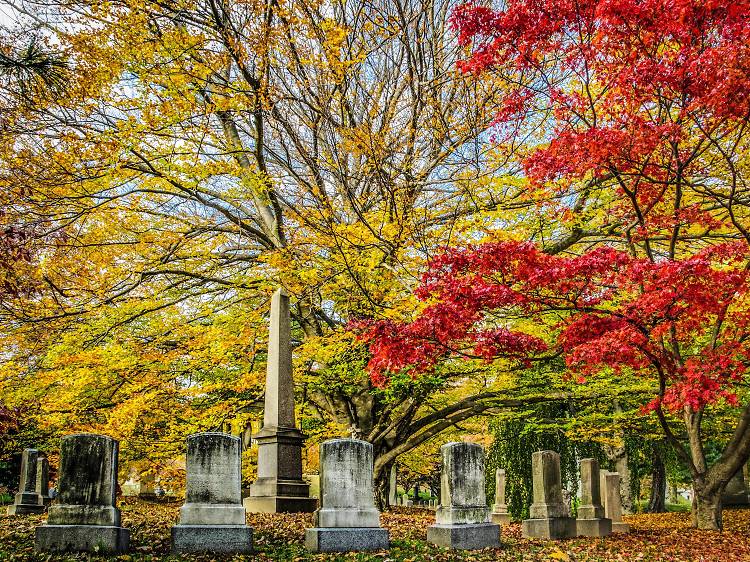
[441,442,487,508]
[185,432,242,505]
[435,442,490,525]
[47,433,121,526]
[57,434,117,507]
[319,439,375,510]
[313,438,380,528]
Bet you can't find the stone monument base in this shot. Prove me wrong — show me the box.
[522,517,576,539]
[305,527,389,552]
[491,512,512,526]
[7,503,45,515]
[172,525,253,553]
[576,518,612,537]
[426,523,501,550]
[243,495,317,513]
[612,521,630,533]
[35,525,130,553]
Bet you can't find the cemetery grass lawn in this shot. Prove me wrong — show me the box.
[1,500,749,561]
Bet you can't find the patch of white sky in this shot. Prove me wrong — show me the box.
[0,2,18,27]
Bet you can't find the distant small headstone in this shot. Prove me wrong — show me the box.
[722,469,750,507]
[522,450,576,539]
[172,432,253,553]
[603,472,630,533]
[35,434,130,553]
[36,456,51,506]
[137,470,158,500]
[491,468,511,526]
[576,459,611,537]
[427,442,500,550]
[305,439,388,552]
[305,474,321,499]
[7,449,46,515]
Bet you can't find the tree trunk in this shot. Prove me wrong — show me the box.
[668,482,680,504]
[692,485,723,530]
[374,466,389,511]
[614,453,632,513]
[647,446,666,513]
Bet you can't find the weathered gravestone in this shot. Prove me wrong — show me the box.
[427,442,500,550]
[522,450,576,539]
[306,474,321,500]
[172,432,253,553]
[491,468,511,526]
[305,439,388,552]
[7,449,46,515]
[35,434,130,553]
[602,472,630,533]
[244,288,316,513]
[722,469,750,507]
[576,459,611,537]
[36,456,51,506]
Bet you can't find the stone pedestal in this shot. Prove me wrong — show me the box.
[245,288,316,514]
[305,439,389,552]
[172,433,253,554]
[603,472,629,533]
[576,459,611,537]
[491,468,511,526]
[7,449,46,515]
[427,442,500,550]
[522,450,576,539]
[722,469,750,507]
[35,434,130,553]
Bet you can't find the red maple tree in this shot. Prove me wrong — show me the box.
[359,0,750,529]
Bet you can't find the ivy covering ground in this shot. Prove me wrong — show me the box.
[0,500,749,561]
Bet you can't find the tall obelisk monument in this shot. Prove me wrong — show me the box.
[244,288,317,513]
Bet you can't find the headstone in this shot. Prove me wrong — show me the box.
[491,468,511,526]
[7,449,46,515]
[427,442,500,550]
[121,466,140,496]
[36,456,51,506]
[722,469,750,507]
[576,459,611,537]
[522,450,576,539]
[35,434,129,553]
[603,472,629,533]
[172,432,253,553]
[305,439,389,552]
[138,471,158,500]
[600,470,608,513]
[244,289,317,513]
[388,465,397,506]
[306,474,321,499]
